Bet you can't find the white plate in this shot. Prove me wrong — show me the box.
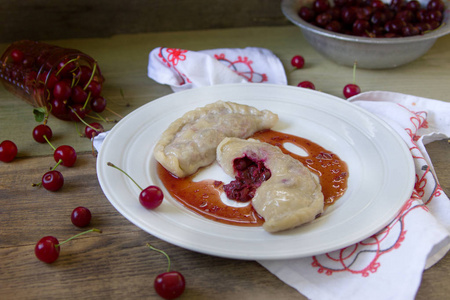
[96,83,415,260]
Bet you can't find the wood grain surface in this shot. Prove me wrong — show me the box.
[1,26,449,299]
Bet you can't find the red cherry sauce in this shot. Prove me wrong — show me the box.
[157,130,348,227]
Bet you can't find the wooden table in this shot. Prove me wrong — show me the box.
[1,26,449,299]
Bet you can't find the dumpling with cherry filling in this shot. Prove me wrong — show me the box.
[216,137,324,233]
[154,101,278,178]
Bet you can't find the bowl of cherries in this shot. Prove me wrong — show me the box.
[281,0,450,68]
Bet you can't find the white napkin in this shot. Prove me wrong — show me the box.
[147,47,287,92]
[259,91,450,300]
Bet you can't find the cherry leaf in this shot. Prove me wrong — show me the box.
[33,107,46,122]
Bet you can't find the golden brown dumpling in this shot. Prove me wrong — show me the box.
[154,101,278,178]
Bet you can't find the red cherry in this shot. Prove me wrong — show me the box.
[0,140,18,162]
[297,81,316,89]
[53,80,72,100]
[291,55,305,69]
[85,122,104,139]
[140,186,164,209]
[86,80,102,98]
[54,145,77,167]
[35,229,101,264]
[10,49,25,63]
[343,83,361,98]
[68,104,87,122]
[35,236,60,263]
[76,65,93,86]
[42,170,64,191]
[33,124,53,143]
[154,271,186,300]
[107,162,165,209]
[71,207,92,227]
[90,96,107,113]
[57,59,77,78]
[51,98,70,119]
[71,85,89,104]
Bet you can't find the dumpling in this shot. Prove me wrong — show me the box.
[216,137,324,233]
[154,101,278,178]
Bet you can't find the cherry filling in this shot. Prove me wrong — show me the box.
[223,156,271,202]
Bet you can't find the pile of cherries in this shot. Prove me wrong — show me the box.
[298,0,446,37]
[0,41,107,121]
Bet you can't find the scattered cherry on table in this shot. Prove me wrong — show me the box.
[291,55,305,69]
[85,122,104,139]
[297,81,316,89]
[35,228,102,264]
[343,83,361,99]
[41,170,64,191]
[0,140,18,162]
[71,206,92,227]
[148,243,186,300]
[32,124,53,143]
[54,145,77,167]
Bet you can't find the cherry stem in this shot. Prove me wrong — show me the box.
[352,61,357,84]
[107,162,143,190]
[147,243,171,273]
[82,91,92,110]
[83,62,97,90]
[56,228,102,248]
[69,107,98,131]
[105,106,124,119]
[55,57,79,77]
[43,135,56,151]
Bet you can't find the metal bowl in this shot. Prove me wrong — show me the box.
[281,0,450,69]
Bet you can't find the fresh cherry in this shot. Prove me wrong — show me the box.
[291,55,305,69]
[35,236,60,263]
[0,140,18,162]
[32,124,53,143]
[53,80,72,100]
[71,206,92,227]
[343,62,361,99]
[54,145,77,167]
[90,96,107,113]
[41,170,64,191]
[343,83,361,98]
[10,48,25,63]
[107,162,164,209]
[85,122,104,139]
[140,186,164,210]
[68,104,87,122]
[35,228,101,264]
[76,65,93,86]
[155,272,186,300]
[86,80,102,98]
[71,85,89,104]
[147,243,186,300]
[297,81,316,89]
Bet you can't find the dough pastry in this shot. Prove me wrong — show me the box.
[154,101,278,178]
[216,137,324,233]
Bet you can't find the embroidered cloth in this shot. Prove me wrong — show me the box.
[259,91,450,300]
[147,47,287,92]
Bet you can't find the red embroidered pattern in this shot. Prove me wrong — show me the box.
[158,48,191,85]
[214,53,268,83]
[312,193,426,277]
[311,103,443,277]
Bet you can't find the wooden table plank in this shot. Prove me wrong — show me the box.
[1,26,449,299]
